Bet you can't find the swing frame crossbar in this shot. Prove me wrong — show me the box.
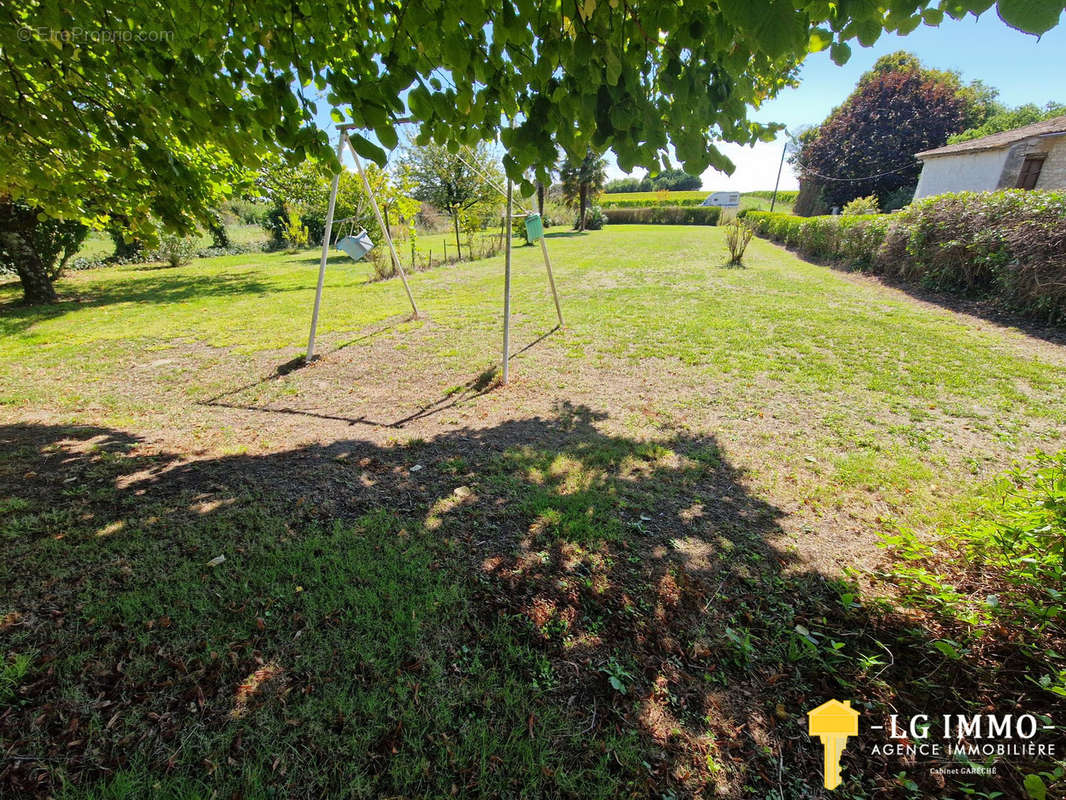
[305,123,564,387]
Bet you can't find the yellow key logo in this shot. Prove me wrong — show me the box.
[808,699,859,790]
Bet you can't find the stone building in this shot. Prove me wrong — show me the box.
[913,115,1066,199]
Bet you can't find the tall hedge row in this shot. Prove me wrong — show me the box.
[745,190,1066,323]
[604,206,721,225]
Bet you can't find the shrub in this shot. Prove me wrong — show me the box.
[368,246,396,281]
[0,201,87,282]
[723,219,754,265]
[584,205,605,231]
[746,190,1066,322]
[882,185,915,212]
[154,233,199,267]
[208,213,230,248]
[282,205,310,253]
[841,195,879,215]
[602,206,721,225]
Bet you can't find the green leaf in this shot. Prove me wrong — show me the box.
[348,133,387,165]
[1023,773,1047,800]
[931,640,962,660]
[996,0,1063,33]
[830,41,852,65]
[809,28,833,52]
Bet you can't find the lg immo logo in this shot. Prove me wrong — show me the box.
[807,700,1058,791]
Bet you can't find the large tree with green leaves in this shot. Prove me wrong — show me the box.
[793,51,1000,209]
[403,143,500,260]
[1,1,1062,302]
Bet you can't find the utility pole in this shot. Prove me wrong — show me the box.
[770,135,788,213]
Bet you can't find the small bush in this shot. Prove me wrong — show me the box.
[154,234,199,268]
[368,247,396,281]
[584,205,605,231]
[746,190,1066,322]
[724,219,754,265]
[841,195,879,215]
[283,206,310,253]
[603,206,721,226]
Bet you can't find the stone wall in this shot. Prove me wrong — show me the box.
[1035,136,1066,190]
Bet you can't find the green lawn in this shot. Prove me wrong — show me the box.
[1,226,1063,798]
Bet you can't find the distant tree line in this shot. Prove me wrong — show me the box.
[949,101,1066,143]
[605,169,703,193]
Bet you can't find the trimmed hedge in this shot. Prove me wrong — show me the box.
[746,190,1066,323]
[604,206,721,225]
[601,196,705,208]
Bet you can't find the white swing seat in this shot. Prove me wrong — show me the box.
[336,229,374,262]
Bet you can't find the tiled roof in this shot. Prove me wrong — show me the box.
[916,115,1066,158]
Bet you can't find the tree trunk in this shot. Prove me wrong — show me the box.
[0,211,58,304]
[577,185,588,231]
[452,211,462,260]
[15,255,58,303]
[536,181,545,218]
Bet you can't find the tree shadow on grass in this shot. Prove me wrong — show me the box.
[0,414,1061,799]
[544,231,590,239]
[0,273,276,337]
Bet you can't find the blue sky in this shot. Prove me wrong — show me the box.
[692,12,1066,191]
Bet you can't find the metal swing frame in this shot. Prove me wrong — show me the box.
[306,122,564,386]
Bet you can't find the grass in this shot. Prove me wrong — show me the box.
[1,226,1064,798]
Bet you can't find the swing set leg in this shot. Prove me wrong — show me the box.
[306,136,346,362]
[539,235,563,328]
[348,141,419,319]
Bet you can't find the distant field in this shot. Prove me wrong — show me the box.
[601,190,708,203]
[600,190,794,214]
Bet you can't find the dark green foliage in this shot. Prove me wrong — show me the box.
[605,170,704,193]
[794,52,974,208]
[0,200,87,303]
[747,189,1066,322]
[208,213,230,248]
[603,206,721,225]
